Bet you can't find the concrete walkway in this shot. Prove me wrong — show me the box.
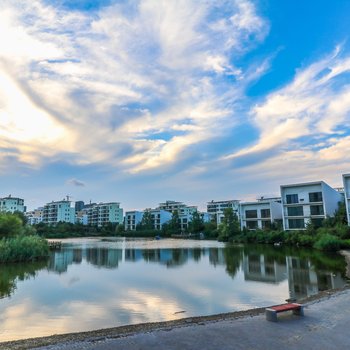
[2,289,350,350]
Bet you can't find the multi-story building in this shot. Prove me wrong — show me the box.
[280,181,343,230]
[343,174,350,225]
[207,199,240,225]
[25,208,44,225]
[150,209,172,230]
[124,210,144,231]
[87,202,123,227]
[42,200,75,225]
[239,199,282,230]
[75,209,89,225]
[158,200,186,213]
[0,195,25,213]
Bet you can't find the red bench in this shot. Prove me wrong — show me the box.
[265,303,304,322]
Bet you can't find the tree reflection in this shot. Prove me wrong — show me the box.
[0,260,47,299]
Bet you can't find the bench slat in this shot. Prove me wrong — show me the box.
[270,303,301,312]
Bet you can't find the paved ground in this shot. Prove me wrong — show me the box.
[2,288,350,350]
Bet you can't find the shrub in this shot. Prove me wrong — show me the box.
[0,235,49,263]
[313,234,343,251]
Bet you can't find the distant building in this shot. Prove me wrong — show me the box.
[343,174,350,225]
[42,200,75,224]
[75,201,85,212]
[0,195,25,213]
[150,209,172,230]
[87,202,123,227]
[239,199,282,230]
[280,181,343,230]
[207,199,240,225]
[75,209,89,225]
[124,210,144,231]
[25,208,44,225]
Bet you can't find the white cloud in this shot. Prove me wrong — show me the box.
[225,48,350,160]
[0,0,269,173]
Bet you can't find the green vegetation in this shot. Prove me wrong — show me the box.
[0,211,49,263]
[231,202,350,252]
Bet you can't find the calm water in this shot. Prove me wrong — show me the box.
[0,238,348,341]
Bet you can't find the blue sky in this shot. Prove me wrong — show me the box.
[1,0,350,211]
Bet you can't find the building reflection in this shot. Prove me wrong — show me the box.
[45,244,347,300]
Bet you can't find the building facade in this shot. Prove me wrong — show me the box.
[124,210,144,231]
[280,181,343,230]
[207,199,240,225]
[239,199,282,230]
[42,200,75,224]
[87,202,123,227]
[343,174,350,225]
[25,208,43,225]
[0,195,25,213]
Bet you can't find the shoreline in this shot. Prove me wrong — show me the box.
[1,285,349,350]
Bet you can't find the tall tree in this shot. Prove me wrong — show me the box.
[217,208,240,241]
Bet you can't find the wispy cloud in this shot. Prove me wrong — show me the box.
[66,178,86,187]
[225,47,350,166]
[0,0,269,174]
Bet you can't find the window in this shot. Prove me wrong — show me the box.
[310,205,324,215]
[245,210,257,218]
[311,218,323,228]
[287,206,304,216]
[260,209,270,218]
[288,219,305,229]
[309,192,323,202]
[262,220,271,229]
[286,194,298,204]
[246,221,258,229]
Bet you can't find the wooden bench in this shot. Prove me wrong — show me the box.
[265,303,304,322]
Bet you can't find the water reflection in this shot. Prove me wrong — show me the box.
[0,260,47,299]
[0,239,348,342]
[43,242,347,300]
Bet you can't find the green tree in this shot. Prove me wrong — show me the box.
[138,209,154,230]
[0,212,24,237]
[217,208,240,241]
[189,211,204,233]
[167,210,181,234]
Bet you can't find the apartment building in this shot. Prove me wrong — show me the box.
[124,210,144,231]
[42,200,75,224]
[150,209,172,230]
[240,199,282,230]
[280,181,343,230]
[343,174,350,225]
[0,195,25,213]
[75,209,89,225]
[25,208,43,225]
[207,199,240,225]
[87,202,123,227]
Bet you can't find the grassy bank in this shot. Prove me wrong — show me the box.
[0,235,49,263]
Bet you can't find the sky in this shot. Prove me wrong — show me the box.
[1,0,350,211]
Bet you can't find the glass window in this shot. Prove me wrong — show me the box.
[287,206,304,216]
[260,209,270,218]
[262,220,271,229]
[286,194,298,204]
[311,218,323,228]
[309,192,323,202]
[310,205,324,215]
[246,221,258,229]
[288,219,305,229]
[245,210,257,218]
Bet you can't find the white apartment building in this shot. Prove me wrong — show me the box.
[240,199,282,230]
[0,195,25,213]
[75,209,89,225]
[150,209,172,230]
[343,174,350,225]
[280,181,343,230]
[25,208,43,225]
[207,199,240,225]
[124,210,144,231]
[87,202,123,227]
[42,200,75,224]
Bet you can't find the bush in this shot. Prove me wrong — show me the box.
[313,234,343,251]
[0,235,49,263]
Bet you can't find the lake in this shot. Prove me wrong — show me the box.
[0,237,348,342]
